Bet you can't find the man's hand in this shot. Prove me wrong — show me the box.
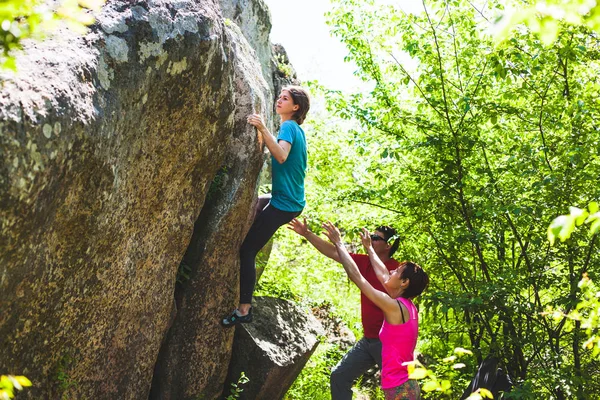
[288,218,341,262]
[322,222,343,246]
[288,218,310,237]
[247,113,267,134]
[360,228,373,251]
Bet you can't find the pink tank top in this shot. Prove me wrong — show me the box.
[379,297,418,389]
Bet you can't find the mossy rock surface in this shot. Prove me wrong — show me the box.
[0,0,294,398]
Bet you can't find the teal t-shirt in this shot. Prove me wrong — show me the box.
[271,120,307,212]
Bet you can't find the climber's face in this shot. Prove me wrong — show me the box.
[275,89,299,118]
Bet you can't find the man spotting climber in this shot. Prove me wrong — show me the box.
[287,218,400,400]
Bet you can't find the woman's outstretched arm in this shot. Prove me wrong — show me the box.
[322,222,399,317]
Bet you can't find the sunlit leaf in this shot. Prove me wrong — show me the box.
[79,0,106,11]
[7,376,21,391]
[454,347,473,355]
[422,380,439,392]
[585,212,600,224]
[569,206,589,226]
[408,368,429,380]
[591,219,600,235]
[2,56,16,71]
[440,380,452,391]
[548,215,576,244]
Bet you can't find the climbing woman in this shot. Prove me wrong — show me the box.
[221,85,310,327]
[322,222,429,400]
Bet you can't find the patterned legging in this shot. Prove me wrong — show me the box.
[383,379,421,400]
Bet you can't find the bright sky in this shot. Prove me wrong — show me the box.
[263,0,424,91]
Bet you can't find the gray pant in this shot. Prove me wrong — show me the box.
[330,337,382,400]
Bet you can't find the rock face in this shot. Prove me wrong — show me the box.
[220,0,274,92]
[223,296,324,400]
[0,0,290,399]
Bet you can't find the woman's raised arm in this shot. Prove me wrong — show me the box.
[360,228,391,287]
[322,222,399,317]
[247,114,291,164]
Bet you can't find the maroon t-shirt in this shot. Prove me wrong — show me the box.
[351,253,399,339]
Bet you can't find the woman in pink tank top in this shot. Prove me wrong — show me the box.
[322,222,429,400]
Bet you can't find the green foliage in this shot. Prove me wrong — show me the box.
[406,348,483,399]
[496,0,600,45]
[226,372,249,400]
[206,166,230,202]
[255,274,300,302]
[574,277,600,357]
[546,275,600,358]
[548,202,600,244]
[55,354,77,395]
[285,342,345,400]
[0,375,31,399]
[281,0,600,397]
[176,261,192,285]
[275,53,294,78]
[258,183,272,196]
[465,388,495,400]
[0,0,104,70]
[547,202,599,362]
[258,1,600,398]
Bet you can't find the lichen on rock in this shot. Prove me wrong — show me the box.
[1,0,310,399]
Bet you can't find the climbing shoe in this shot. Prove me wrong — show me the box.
[221,307,253,327]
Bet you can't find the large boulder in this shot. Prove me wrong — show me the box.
[0,0,282,398]
[223,296,324,400]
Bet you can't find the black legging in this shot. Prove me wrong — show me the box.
[239,196,301,304]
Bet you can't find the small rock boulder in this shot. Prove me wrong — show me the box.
[223,296,324,400]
